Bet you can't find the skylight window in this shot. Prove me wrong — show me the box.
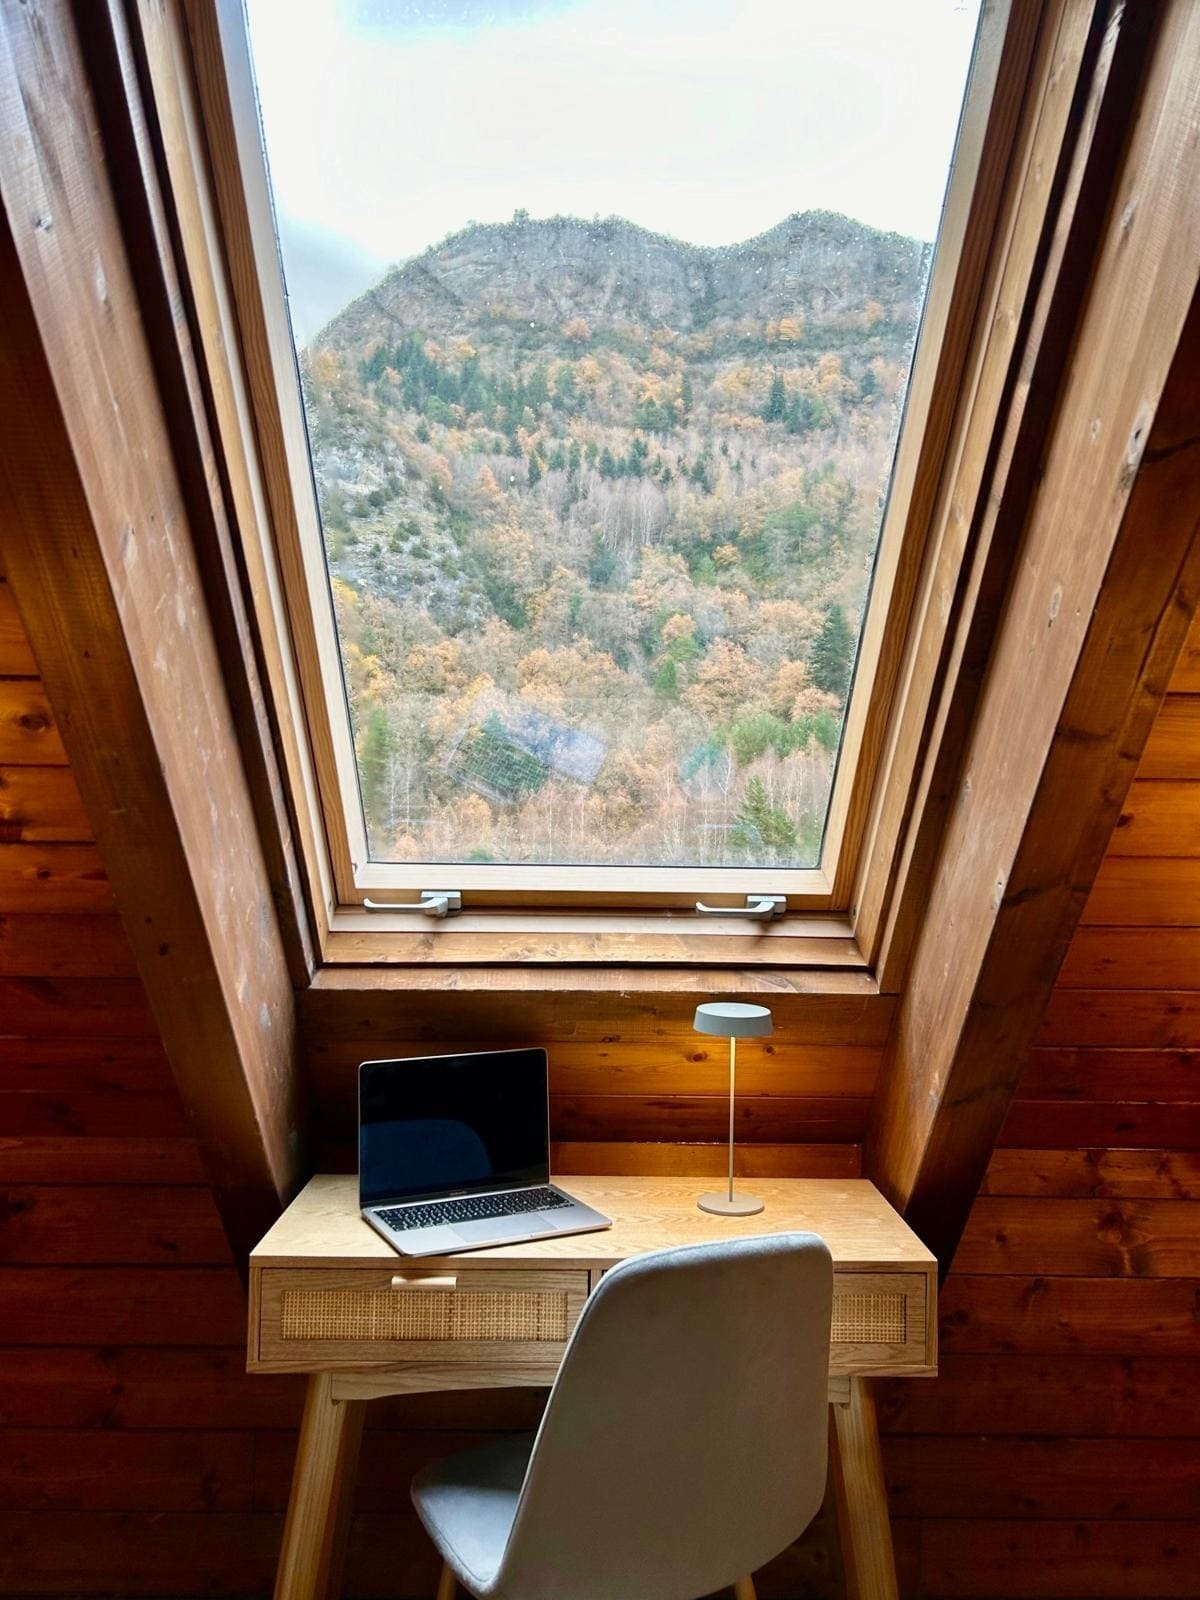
[242,0,981,879]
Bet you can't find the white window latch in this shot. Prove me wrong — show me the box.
[363,890,463,918]
[694,894,786,921]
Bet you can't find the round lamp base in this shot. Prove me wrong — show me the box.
[697,1191,765,1217]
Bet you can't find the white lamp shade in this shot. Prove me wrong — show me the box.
[693,1001,773,1038]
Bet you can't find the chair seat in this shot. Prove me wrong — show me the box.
[412,1432,537,1596]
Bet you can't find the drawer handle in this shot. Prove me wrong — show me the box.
[391,1273,459,1290]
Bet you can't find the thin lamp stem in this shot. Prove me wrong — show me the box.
[728,1034,736,1203]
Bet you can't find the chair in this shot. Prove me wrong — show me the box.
[412,1232,833,1600]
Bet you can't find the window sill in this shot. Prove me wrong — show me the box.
[319,908,870,976]
[307,955,878,1001]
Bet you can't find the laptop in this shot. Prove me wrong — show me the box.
[359,1047,612,1256]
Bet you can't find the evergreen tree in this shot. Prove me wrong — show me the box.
[763,370,787,423]
[358,708,394,835]
[361,344,389,383]
[527,452,544,488]
[526,365,549,409]
[634,398,673,433]
[587,532,617,586]
[653,658,679,700]
[790,392,830,432]
[680,371,694,418]
[555,364,579,411]
[810,604,856,699]
[733,776,798,854]
[690,455,713,493]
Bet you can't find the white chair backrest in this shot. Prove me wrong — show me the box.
[497,1231,833,1600]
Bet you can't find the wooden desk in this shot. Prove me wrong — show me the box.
[251,1175,935,1600]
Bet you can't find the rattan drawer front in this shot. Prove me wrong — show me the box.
[829,1272,931,1375]
[256,1267,589,1371]
[833,1291,905,1345]
[281,1285,569,1342]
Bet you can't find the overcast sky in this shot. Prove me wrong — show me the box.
[247,0,982,339]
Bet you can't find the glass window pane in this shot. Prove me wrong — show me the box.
[245,0,981,869]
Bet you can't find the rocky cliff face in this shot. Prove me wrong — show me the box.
[316,209,928,356]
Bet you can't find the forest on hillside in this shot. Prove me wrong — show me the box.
[296,210,929,868]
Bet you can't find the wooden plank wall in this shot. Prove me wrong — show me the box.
[0,565,290,1593]
[877,616,1200,1599]
[303,994,883,1182]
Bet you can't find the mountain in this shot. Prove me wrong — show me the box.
[296,211,930,867]
[319,209,928,358]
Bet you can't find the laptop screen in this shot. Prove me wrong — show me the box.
[358,1048,550,1207]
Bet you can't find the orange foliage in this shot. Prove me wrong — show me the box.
[682,638,766,721]
[516,643,624,711]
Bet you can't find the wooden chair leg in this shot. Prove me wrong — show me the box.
[732,1577,757,1600]
[827,1379,899,1600]
[435,1562,458,1600]
[274,1373,367,1600]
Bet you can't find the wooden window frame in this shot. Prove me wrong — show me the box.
[141,0,1079,971]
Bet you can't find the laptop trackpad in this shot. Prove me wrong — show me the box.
[454,1215,544,1243]
[394,1224,461,1255]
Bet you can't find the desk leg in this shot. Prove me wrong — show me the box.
[275,1373,367,1600]
[826,1379,899,1600]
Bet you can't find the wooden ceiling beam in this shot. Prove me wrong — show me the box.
[865,0,1200,1271]
[0,0,306,1260]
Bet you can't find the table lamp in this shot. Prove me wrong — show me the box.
[694,1001,773,1216]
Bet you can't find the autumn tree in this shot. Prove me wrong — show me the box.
[682,639,764,722]
[660,613,700,664]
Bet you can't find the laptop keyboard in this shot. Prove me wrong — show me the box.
[377,1187,570,1232]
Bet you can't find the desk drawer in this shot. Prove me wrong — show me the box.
[254,1266,589,1372]
[829,1271,932,1376]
